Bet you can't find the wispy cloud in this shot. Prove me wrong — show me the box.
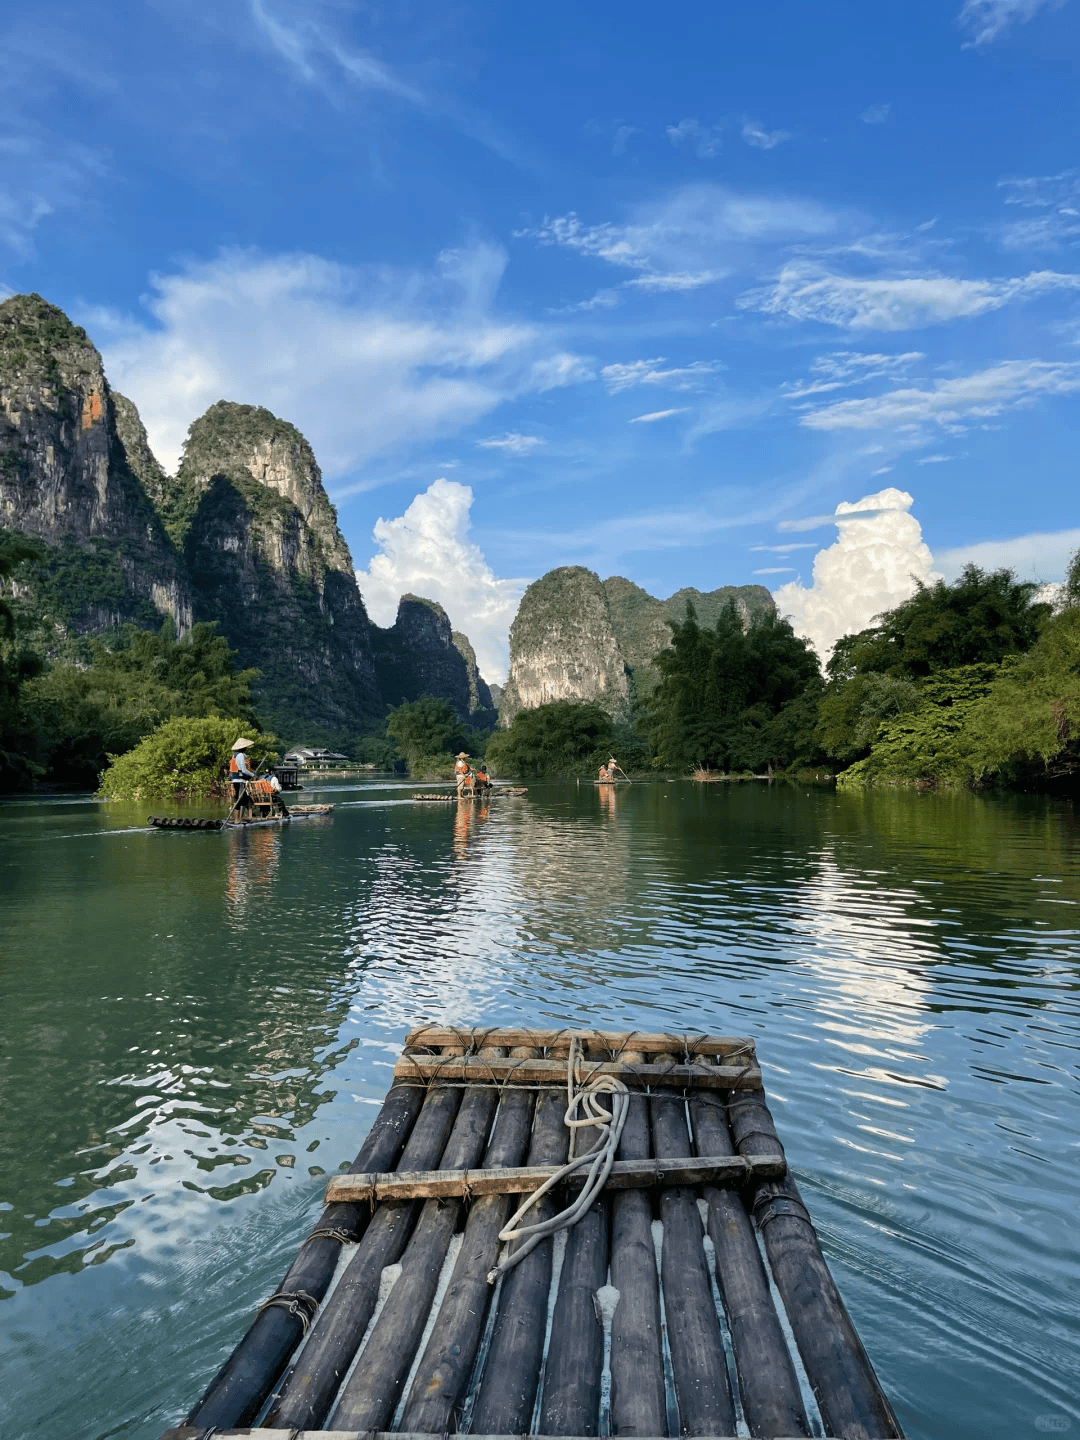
[786,350,925,397]
[935,524,1080,582]
[916,453,955,464]
[957,0,1066,47]
[623,271,719,292]
[754,566,797,574]
[86,244,591,475]
[629,408,690,423]
[800,358,1080,432]
[0,132,108,257]
[751,542,818,552]
[741,118,791,150]
[999,171,1080,251]
[476,432,545,453]
[743,262,1080,330]
[861,103,892,125]
[601,358,721,393]
[666,118,723,158]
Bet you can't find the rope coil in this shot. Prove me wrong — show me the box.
[486,1033,629,1284]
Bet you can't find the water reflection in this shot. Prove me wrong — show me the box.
[0,783,1077,1440]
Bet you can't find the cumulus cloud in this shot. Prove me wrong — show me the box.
[958,0,1066,46]
[741,118,791,150]
[742,262,1080,330]
[666,118,723,158]
[773,488,940,658]
[935,526,1080,583]
[86,245,590,474]
[476,433,544,453]
[354,479,528,682]
[800,358,1080,432]
[629,408,690,423]
[601,358,720,393]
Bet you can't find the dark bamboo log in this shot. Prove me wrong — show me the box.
[609,1051,666,1439]
[468,1087,571,1434]
[394,1055,761,1090]
[650,1080,736,1438]
[398,1058,539,1433]
[330,1074,503,1431]
[404,1026,756,1058]
[689,1091,809,1439]
[260,1084,465,1432]
[728,1090,903,1440]
[537,1193,609,1436]
[183,1082,424,1431]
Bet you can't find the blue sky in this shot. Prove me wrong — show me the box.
[3,0,1080,675]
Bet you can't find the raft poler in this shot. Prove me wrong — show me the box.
[454,750,472,796]
[229,738,257,814]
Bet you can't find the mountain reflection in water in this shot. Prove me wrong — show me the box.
[0,779,1076,1440]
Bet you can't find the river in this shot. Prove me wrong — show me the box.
[0,779,1077,1440]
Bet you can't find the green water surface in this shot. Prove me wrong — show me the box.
[0,780,1077,1440]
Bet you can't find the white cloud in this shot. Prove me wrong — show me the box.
[751,542,818,552]
[623,271,719,292]
[773,488,940,658]
[601,358,720,393]
[754,566,796,574]
[861,103,892,125]
[916,453,954,464]
[958,0,1066,46]
[0,132,108,258]
[743,262,1080,330]
[86,245,590,474]
[517,184,840,295]
[476,433,544,453]
[935,526,1080,583]
[741,118,791,150]
[629,408,690,423]
[786,350,924,397]
[666,118,723,158]
[800,358,1080,432]
[354,479,528,682]
[999,171,1080,251]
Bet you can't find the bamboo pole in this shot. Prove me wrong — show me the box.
[729,1091,904,1440]
[650,1066,736,1438]
[606,1050,667,1439]
[398,1050,540,1434]
[262,1084,466,1432]
[537,1192,608,1436]
[184,1082,425,1431]
[394,1055,761,1090]
[330,1056,506,1432]
[468,1086,572,1434]
[403,1027,755,1057]
[689,1090,809,1439]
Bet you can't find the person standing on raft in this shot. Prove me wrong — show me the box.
[454,750,472,797]
[229,738,257,816]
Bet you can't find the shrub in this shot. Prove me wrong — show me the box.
[98,716,278,802]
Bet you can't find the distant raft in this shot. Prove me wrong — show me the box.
[147,804,334,831]
[415,787,527,803]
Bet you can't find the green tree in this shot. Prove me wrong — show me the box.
[816,672,922,764]
[384,695,483,775]
[828,565,1049,682]
[98,716,279,802]
[485,700,614,777]
[644,601,820,771]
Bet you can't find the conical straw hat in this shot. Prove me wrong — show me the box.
[232,737,255,751]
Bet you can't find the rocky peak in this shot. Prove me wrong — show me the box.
[499,566,629,726]
[0,293,190,633]
[452,630,495,717]
[372,595,489,721]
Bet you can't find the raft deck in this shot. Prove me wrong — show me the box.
[147,804,334,830]
[161,1026,904,1440]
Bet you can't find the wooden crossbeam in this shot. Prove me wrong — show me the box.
[404,1025,755,1057]
[323,1153,784,1204]
[393,1054,762,1091]
[163,1430,804,1440]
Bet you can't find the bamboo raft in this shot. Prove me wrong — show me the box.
[415,788,528,803]
[148,804,334,830]
[160,1026,904,1440]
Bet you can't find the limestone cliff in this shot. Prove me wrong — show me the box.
[371,596,495,724]
[500,567,777,725]
[452,630,496,721]
[0,294,191,635]
[174,402,381,737]
[498,566,630,726]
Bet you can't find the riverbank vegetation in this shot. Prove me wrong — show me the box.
[97,717,279,802]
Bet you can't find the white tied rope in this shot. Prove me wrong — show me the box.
[487,1035,629,1284]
